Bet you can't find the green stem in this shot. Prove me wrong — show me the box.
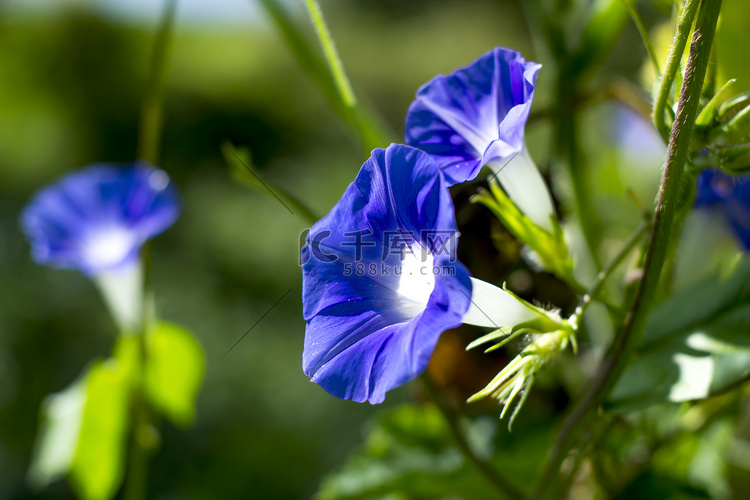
[574,219,651,320]
[123,393,150,500]
[529,2,724,498]
[301,0,388,154]
[137,0,177,165]
[652,0,701,140]
[621,0,661,75]
[302,0,355,107]
[421,376,524,499]
[126,2,177,499]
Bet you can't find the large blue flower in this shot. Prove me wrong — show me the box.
[301,144,540,404]
[695,169,750,249]
[405,47,555,232]
[21,163,179,276]
[301,144,473,404]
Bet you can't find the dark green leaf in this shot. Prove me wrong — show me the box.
[317,404,553,500]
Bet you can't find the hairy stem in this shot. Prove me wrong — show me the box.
[652,0,701,139]
[126,2,177,499]
[530,1,724,498]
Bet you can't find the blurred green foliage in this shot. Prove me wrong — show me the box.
[0,1,531,498]
[2,0,750,499]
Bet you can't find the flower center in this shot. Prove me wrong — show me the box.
[396,245,436,306]
[83,226,136,270]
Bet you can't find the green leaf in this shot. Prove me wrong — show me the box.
[143,322,205,426]
[608,256,750,411]
[69,359,132,500]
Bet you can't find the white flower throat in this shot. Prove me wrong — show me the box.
[394,244,539,329]
[396,245,435,306]
[84,226,136,270]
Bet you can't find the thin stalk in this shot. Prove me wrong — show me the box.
[123,246,153,500]
[574,219,651,320]
[302,0,387,154]
[529,2,724,498]
[257,0,391,154]
[303,0,355,107]
[126,2,177,499]
[136,0,177,165]
[421,376,524,499]
[621,0,661,76]
[652,0,701,140]
[123,393,150,500]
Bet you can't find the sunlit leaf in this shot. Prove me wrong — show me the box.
[144,322,205,426]
[69,359,131,500]
[609,256,750,411]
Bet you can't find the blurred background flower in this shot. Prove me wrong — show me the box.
[20,163,179,276]
[695,168,750,249]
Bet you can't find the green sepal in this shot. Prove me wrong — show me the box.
[695,79,736,128]
[465,286,568,355]
[712,95,750,144]
[717,90,750,121]
[695,143,750,175]
[474,178,575,287]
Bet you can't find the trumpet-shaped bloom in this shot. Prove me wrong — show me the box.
[301,144,540,404]
[695,169,750,249]
[301,145,472,404]
[20,163,179,276]
[405,47,555,232]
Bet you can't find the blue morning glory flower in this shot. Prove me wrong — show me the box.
[695,169,750,249]
[20,163,180,276]
[405,47,555,232]
[301,144,540,404]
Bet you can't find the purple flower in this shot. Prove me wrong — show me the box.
[695,169,750,249]
[301,144,540,404]
[21,163,180,276]
[405,47,555,232]
[301,145,473,403]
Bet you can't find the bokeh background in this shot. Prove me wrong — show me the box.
[1,0,749,498]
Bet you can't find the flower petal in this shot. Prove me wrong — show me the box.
[405,47,541,185]
[301,144,472,403]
